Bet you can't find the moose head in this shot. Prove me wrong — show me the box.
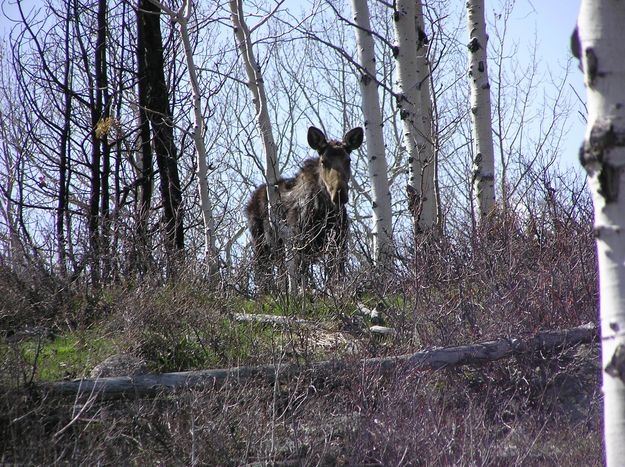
[307,126,364,207]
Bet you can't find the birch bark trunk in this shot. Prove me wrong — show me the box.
[351,0,394,266]
[466,0,496,223]
[229,0,280,199]
[414,0,440,231]
[577,1,625,463]
[151,0,219,277]
[229,0,296,288]
[393,0,436,233]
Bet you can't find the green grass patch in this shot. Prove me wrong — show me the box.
[18,331,118,382]
[6,288,370,381]
[139,317,286,373]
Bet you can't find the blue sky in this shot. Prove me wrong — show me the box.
[504,0,585,170]
[0,0,19,36]
[0,0,586,170]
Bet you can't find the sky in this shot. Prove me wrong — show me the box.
[0,0,586,170]
[0,0,19,36]
[502,0,585,170]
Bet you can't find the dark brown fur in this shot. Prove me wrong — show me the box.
[246,126,363,291]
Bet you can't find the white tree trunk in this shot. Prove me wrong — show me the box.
[466,0,496,223]
[151,0,219,275]
[229,0,280,191]
[577,2,625,463]
[393,0,436,233]
[0,118,22,268]
[351,0,394,266]
[229,0,298,289]
[414,0,440,230]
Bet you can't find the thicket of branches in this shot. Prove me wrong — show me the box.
[0,0,586,296]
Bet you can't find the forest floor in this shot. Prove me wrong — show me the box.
[0,219,604,464]
[0,288,603,465]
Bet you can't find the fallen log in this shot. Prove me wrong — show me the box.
[42,322,598,400]
[369,325,396,335]
[232,313,314,327]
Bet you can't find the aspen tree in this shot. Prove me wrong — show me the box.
[393,0,436,232]
[229,0,300,289]
[137,0,185,271]
[150,0,219,276]
[414,0,440,230]
[576,1,625,463]
[466,0,496,223]
[229,0,280,208]
[351,0,394,266]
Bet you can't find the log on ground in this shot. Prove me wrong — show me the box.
[41,322,598,400]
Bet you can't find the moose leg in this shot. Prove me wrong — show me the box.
[286,243,306,294]
[249,216,274,293]
[325,237,347,288]
[320,219,349,293]
[285,230,309,294]
[253,243,273,293]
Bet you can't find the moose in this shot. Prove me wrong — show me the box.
[246,126,364,292]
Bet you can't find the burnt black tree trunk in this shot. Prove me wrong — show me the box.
[96,0,112,281]
[134,0,155,273]
[83,0,111,285]
[86,0,103,285]
[57,3,73,278]
[137,0,184,267]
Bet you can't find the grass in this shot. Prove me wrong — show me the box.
[1,330,118,383]
[0,316,347,387]
[137,317,290,372]
[3,290,370,381]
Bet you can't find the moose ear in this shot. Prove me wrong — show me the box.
[308,126,327,150]
[344,127,364,150]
